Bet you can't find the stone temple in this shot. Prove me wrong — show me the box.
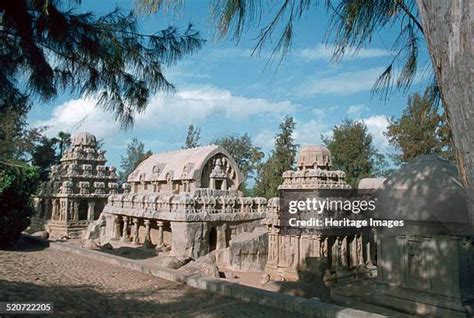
[33,132,119,238]
[99,145,267,262]
[371,155,474,317]
[264,145,377,283]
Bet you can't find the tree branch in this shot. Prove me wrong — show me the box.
[397,1,424,34]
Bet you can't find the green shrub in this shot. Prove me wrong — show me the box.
[0,163,39,247]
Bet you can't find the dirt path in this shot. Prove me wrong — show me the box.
[0,240,299,317]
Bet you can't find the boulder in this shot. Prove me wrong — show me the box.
[81,239,100,250]
[170,222,208,259]
[31,231,49,240]
[179,255,220,278]
[263,257,332,302]
[157,255,191,269]
[101,243,113,250]
[229,226,268,271]
[82,214,105,240]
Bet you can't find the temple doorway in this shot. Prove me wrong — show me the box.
[78,200,88,220]
[208,227,217,252]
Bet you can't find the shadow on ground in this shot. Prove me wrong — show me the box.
[2,236,49,252]
[0,278,300,317]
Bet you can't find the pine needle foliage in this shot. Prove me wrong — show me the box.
[1,0,205,129]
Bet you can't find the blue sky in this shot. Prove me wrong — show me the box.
[28,0,432,170]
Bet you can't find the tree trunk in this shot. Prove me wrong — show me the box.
[416,1,474,228]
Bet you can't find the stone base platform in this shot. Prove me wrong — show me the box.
[46,220,89,239]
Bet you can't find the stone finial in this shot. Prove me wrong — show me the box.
[94,181,106,194]
[96,165,106,177]
[85,147,95,160]
[82,164,93,177]
[297,145,332,170]
[72,132,97,147]
[122,182,131,194]
[109,166,118,179]
[67,163,79,176]
[79,181,90,195]
[97,149,106,161]
[61,181,74,194]
[108,182,119,194]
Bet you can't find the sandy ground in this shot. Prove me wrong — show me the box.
[0,239,300,317]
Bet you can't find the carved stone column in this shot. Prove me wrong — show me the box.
[348,235,358,268]
[113,215,121,240]
[72,201,79,222]
[45,200,52,220]
[340,236,348,270]
[331,237,339,271]
[365,232,375,268]
[37,200,44,219]
[121,216,130,242]
[216,223,227,250]
[132,218,139,245]
[87,201,96,222]
[50,200,57,221]
[155,221,164,248]
[143,219,153,248]
[357,234,364,266]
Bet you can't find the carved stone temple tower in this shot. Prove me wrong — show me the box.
[264,145,377,283]
[33,132,119,238]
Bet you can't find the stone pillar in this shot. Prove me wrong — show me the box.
[59,199,66,223]
[365,232,374,268]
[313,235,321,258]
[36,200,43,219]
[348,235,358,268]
[87,201,96,222]
[331,238,339,271]
[143,219,153,248]
[132,218,140,245]
[155,221,164,248]
[357,234,364,266]
[72,201,79,222]
[51,200,58,221]
[45,200,52,220]
[340,236,348,270]
[113,215,121,240]
[216,223,227,250]
[121,216,130,242]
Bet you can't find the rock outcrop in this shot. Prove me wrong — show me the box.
[229,226,268,271]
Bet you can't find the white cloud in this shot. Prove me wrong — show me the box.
[297,67,385,96]
[254,129,276,152]
[294,119,329,146]
[296,44,392,61]
[347,104,368,117]
[363,115,391,153]
[35,85,297,139]
[135,86,297,127]
[312,108,326,117]
[35,97,117,139]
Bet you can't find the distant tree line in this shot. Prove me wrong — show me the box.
[120,85,452,198]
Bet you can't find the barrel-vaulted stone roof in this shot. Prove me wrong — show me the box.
[127,144,243,186]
